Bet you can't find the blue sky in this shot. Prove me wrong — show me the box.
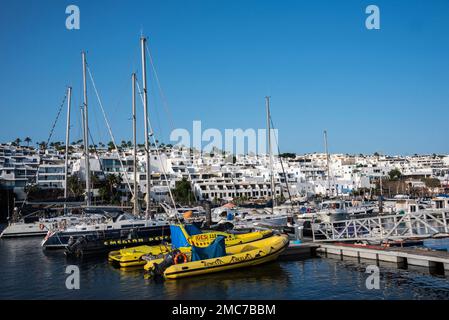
[0,0,448,155]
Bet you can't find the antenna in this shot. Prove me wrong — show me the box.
[324,130,331,197]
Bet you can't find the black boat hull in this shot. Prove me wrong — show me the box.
[43,225,171,256]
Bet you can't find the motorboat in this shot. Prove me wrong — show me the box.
[0,210,101,238]
[143,232,289,280]
[108,223,273,268]
[297,200,376,224]
[212,206,289,229]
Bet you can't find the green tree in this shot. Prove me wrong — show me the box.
[67,175,84,198]
[279,153,296,158]
[24,137,32,146]
[107,141,116,151]
[98,174,123,204]
[172,178,195,204]
[13,138,21,146]
[38,141,47,150]
[422,178,441,189]
[388,169,402,181]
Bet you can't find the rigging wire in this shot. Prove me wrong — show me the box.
[145,42,176,131]
[86,64,134,198]
[145,41,198,203]
[269,116,294,207]
[19,90,68,214]
[46,92,68,148]
[135,79,177,211]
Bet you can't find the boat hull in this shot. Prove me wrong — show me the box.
[43,225,171,254]
[109,229,273,269]
[0,229,48,238]
[145,234,289,279]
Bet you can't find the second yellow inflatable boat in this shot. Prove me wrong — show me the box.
[144,233,289,279]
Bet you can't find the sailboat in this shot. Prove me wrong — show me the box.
[212,97,290,230]
[0,87,94,238]
[43,42,171,254]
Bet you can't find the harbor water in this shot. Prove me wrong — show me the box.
[1,225,449,300]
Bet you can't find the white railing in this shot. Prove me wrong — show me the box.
[312,210,449,242]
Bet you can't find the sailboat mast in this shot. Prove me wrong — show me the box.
[132,72,138,215]
[82,51,91,207]
[324,130,331,197]
[266,96,275,213]
[140,37,151,217]
[64,86,72,211]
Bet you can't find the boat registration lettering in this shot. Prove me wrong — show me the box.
[229,253,253,264]
[194,234,215,241]
[103,235,168,246]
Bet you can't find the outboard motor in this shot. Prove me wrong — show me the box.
[65,236,87,258]
[67,236,75,248]
[151,250,180,278]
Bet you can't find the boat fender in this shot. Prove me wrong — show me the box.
[39,223,45,230]
[173,252,188,264]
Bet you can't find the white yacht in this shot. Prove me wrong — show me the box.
[297,199,376,223]
[212,206,289,229]
[0,212,92,238]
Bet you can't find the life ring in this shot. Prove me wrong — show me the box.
[173,252,188,264]
[39,223,45,230]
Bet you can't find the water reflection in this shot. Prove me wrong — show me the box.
[1,236,449,299]
[160,262,290,300]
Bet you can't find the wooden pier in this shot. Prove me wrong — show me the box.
[316,243,449,273]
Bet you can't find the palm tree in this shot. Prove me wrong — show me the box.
[39,141,47,150]
[107,141,115,151]
[67,175,84,197]
[388,169,402,181]
[24,137,32,147]
[14,138,21,146]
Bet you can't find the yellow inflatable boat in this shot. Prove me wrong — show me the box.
[144,233,289,280]
[108,224,272,268]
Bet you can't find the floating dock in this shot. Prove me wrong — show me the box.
[316,243,449,273]
[279,243,319,261]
